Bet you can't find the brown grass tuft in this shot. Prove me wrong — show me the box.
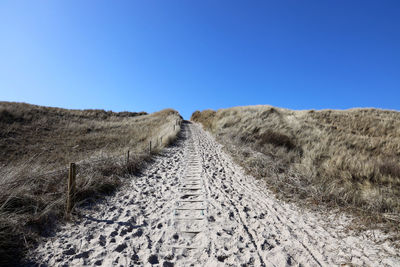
[258,130,297,151]
[379,159,400,178]
[191,110,216,131]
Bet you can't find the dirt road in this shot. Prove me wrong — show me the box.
[31,122,399,266]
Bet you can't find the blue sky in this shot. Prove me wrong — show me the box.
[1,1,399,119]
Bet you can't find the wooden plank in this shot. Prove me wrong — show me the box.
[179,188,202,190]
[175,217,204,220]
[172,246,198,250]
[175,208,205,210]
[177,200,204,202]
[66,162,76,214]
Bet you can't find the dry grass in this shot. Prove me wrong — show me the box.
[0,102,182,265]
[191,105,400,238]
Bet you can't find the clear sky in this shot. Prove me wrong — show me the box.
[1,1,399,119]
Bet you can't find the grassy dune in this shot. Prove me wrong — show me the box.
[0,102,182,265]
[191,106,400,234]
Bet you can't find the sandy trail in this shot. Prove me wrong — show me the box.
[31,122,399,266]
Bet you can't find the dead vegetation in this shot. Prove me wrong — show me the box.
[0,102,182,265]
[191,105,400,240]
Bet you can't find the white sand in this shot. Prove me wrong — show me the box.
[30,123,399,266]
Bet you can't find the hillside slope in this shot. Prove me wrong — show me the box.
[0,102,182,265]
[191,106,400,236]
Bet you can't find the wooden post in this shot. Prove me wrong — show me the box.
[66,162,76,214]
[174,125,176,131]
[127,150,130,165]
[149,141,152,154]
[160,137,163,146]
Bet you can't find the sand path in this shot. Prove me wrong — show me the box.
[31,122,399,266]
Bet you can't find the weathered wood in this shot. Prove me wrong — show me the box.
[66,162,76,214]
[176,200,205,202]
[175,208,205,210]
[172,246,198,250]
[180,231,202,234]
[175,218,204,220]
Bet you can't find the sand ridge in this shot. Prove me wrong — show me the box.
[30,122,399,266]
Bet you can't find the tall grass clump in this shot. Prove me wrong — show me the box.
[191,105,400,237]
[0,102,182,265]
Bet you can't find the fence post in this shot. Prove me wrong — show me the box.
[127,150,130,165]
[66,162,76,214]
[149,141,152,154]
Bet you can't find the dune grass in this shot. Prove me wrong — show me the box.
[191,106,400,238]
[0,102,182,265]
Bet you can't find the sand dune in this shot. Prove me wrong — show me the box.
[30,122,399,266]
